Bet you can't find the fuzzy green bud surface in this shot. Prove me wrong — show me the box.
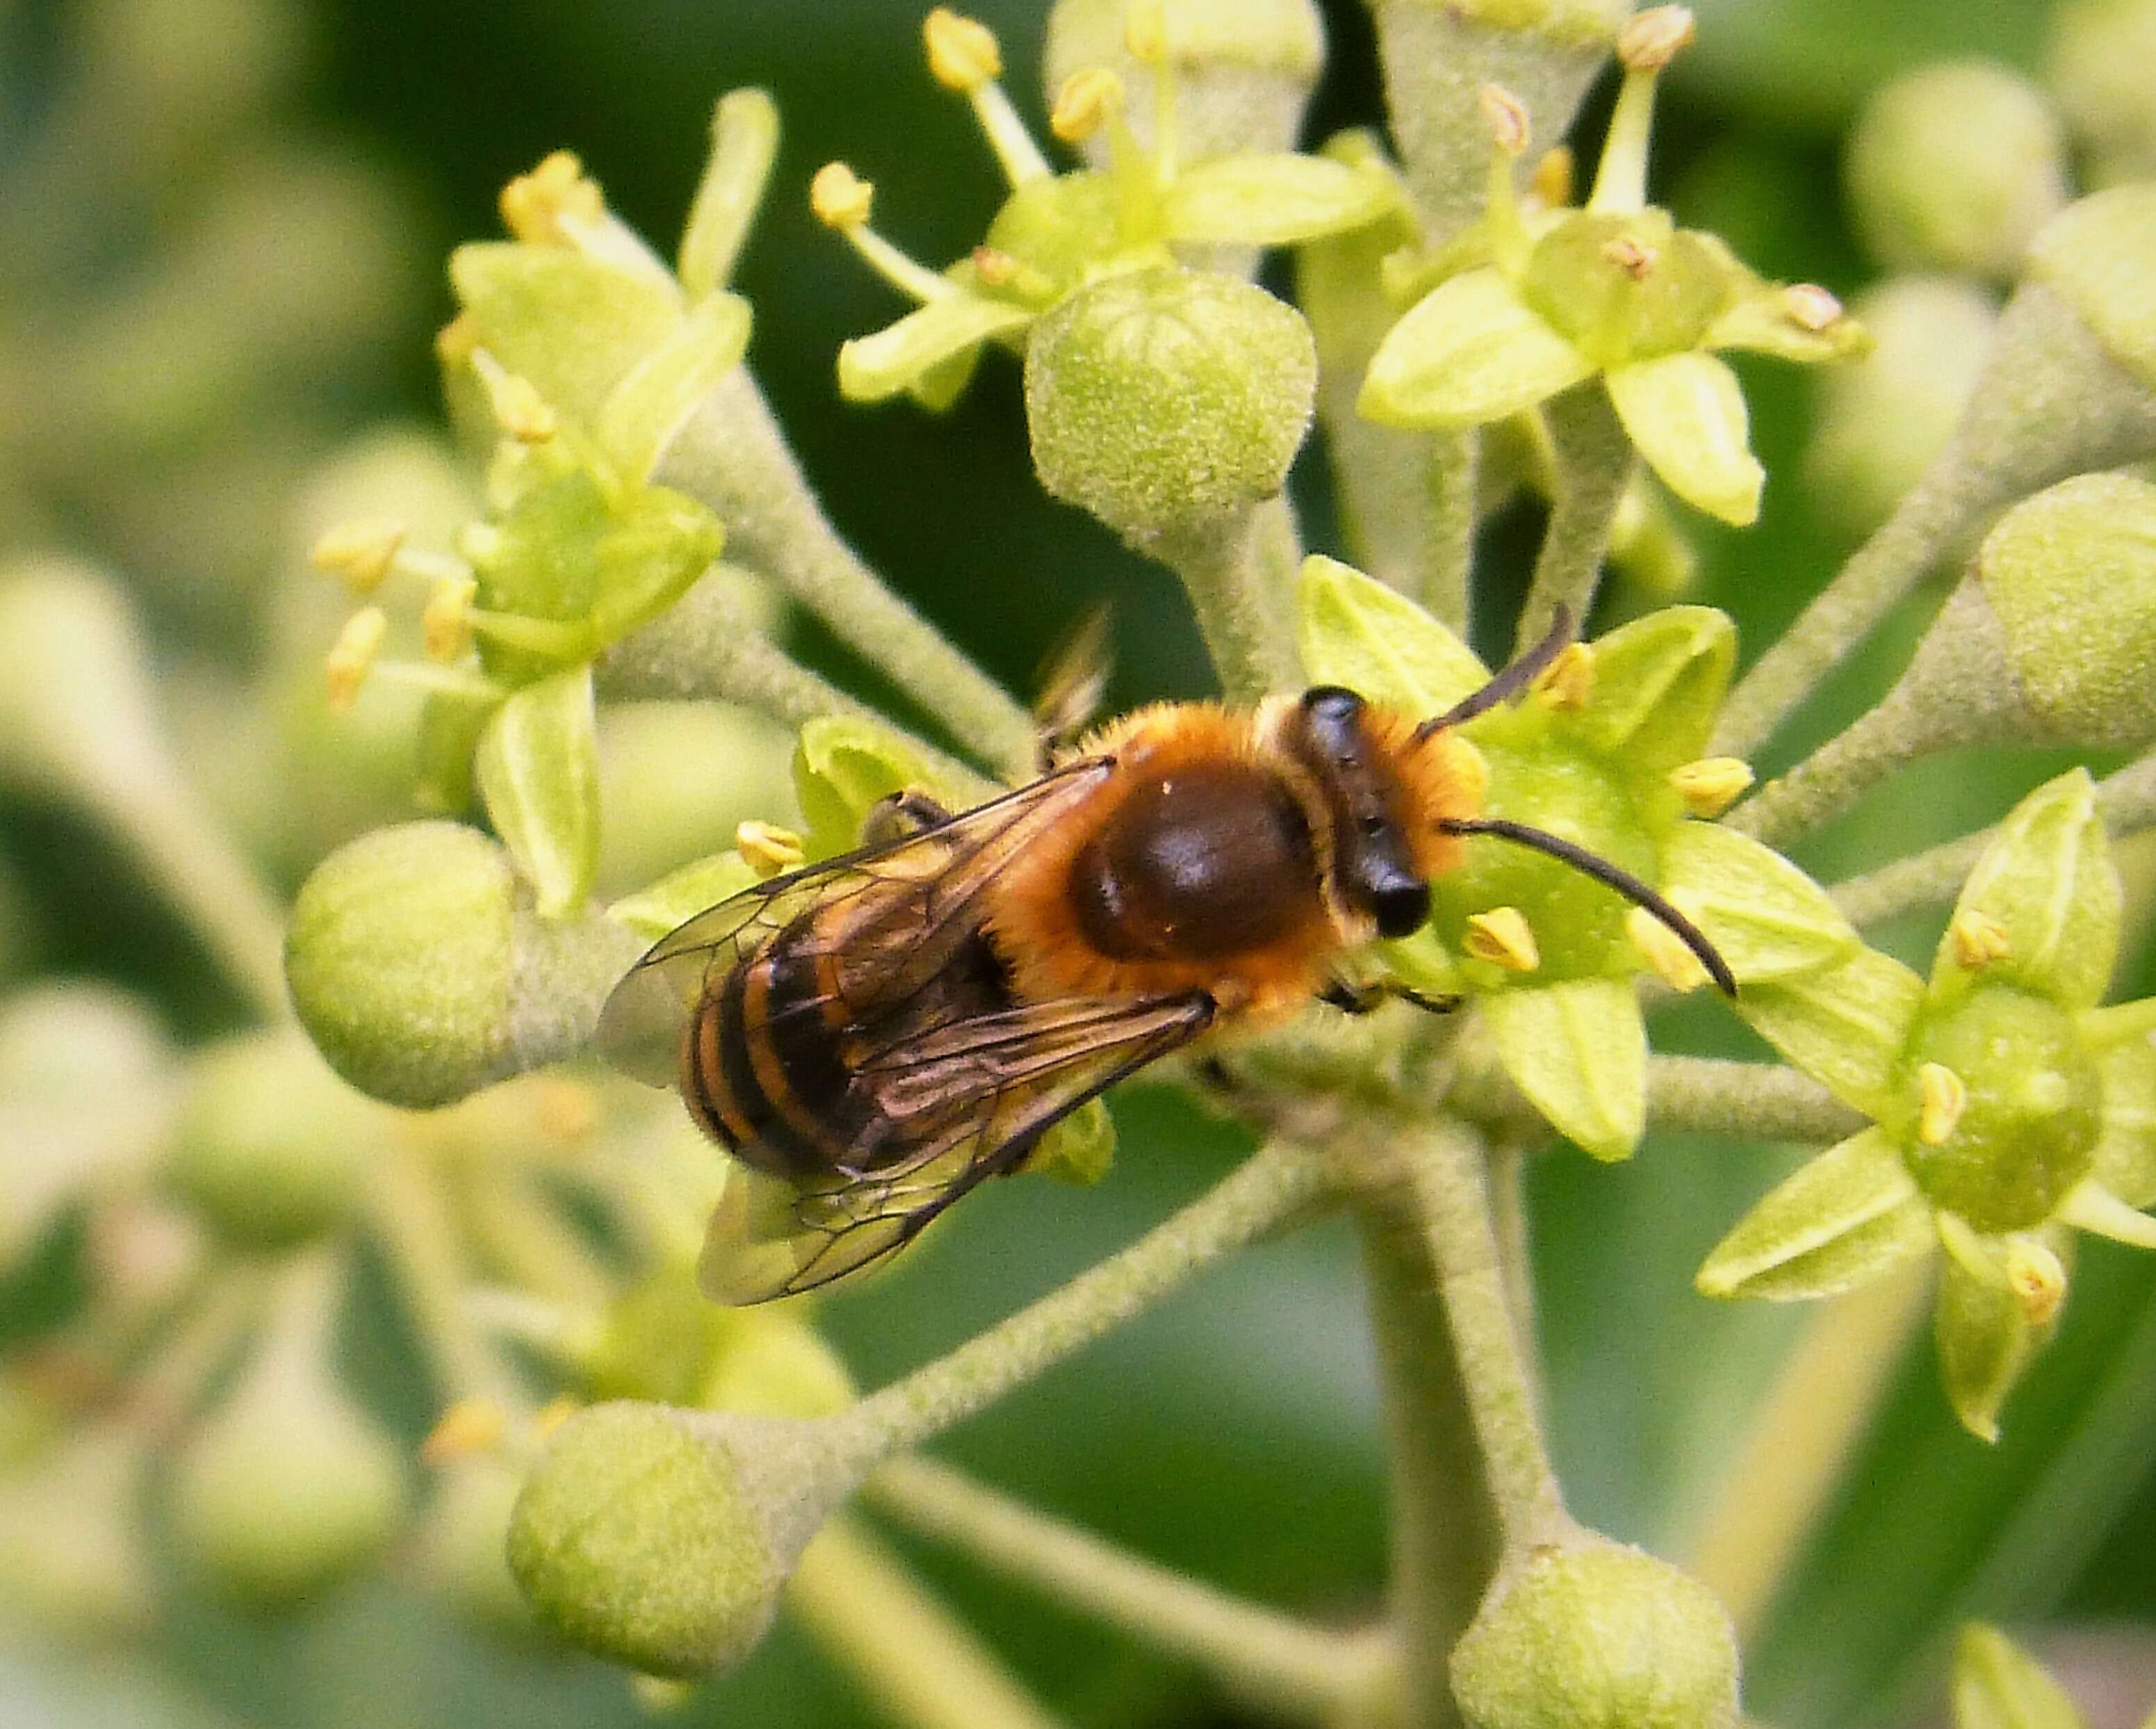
[1450,1540,1741,1729]
[507,1402,854,1676]
[1024,268,1316,542]
[2025,184,2156,391]
[2049,0,2156,183]
[1845,62,2068,277]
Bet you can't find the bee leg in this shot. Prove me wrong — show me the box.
[1322,980,1462,1017]
[861,790,955,846]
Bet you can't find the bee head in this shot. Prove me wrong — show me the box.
[1294,687,1432,940]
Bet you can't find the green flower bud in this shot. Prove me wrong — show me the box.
[0,980,175,1267]
[416,1453,546,1641]
[507,1401,867,1675]
[1451,1538,1741,1729]
[165,1028,380,1249]
[1901,987,2102,1233]
[2048,0,2156,184]
[2025,184,2156,396]
[1024,268,1316,543]
[1952,1624,2085,1728]
[1845,61,2068,277]
[0,1420,158,1636]
[1045,0,1326,166]
[1366,0,1629,238]
[286,821,645,1108]
[170,1255,409,1608]
[1806,277,1998,541]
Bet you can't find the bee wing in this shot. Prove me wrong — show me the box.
[699,990,1215,1303]
[596,760,1112,1088]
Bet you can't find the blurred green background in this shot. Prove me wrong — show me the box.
[2,0,2152,1724]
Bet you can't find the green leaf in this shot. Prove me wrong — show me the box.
[1480,978,1645,1162]
[1934,1217,2058,1445]
[1569,606,1738,784]
[1295,555,1487,713]
[1606,352,1765,527]
[450,244,683,430]
[1737,945,1925,1119]
[475,666,601,920]
[597,291,753,485]
[791,717,936,859]
[1357,268,1594,430]
[1163,154,1400,247]
[607,850,760,944]
[1023,1098,1116,1186]
[1697,1128,1934,1300]
[1938,770,2121,1012]
[1661,823,1861,984]
[1952,1625,2087,1729]
[836,294,1032,404]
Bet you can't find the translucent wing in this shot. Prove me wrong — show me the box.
[699,990,1216,1302]
[596,760,1111,1087]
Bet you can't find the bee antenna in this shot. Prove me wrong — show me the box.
[1413,606,1577,742]
[1436,815,1738,996]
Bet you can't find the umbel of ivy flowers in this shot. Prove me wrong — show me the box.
[1358,10,1868,526]
[1698,770,2156,1439]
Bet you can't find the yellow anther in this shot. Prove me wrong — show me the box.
[1532,641,1597,710]
[1628,904,1710,992]
[500,149,605,247]
[810,161,875,229]
[421,1397,507,1466]
[1601,234,1659,279]
[311,518,405,596]
[1052,66,1127,143]
[2003,1238,2067,1327]
[1950,909,2013,970]
[1530,146,1574,209]
[1668,756,1755,818]
[1464,907,1542,974]
[924,8,1002,90]
[1783,283,1844,332]
[1917,1062,1968,1146]
[531,1396,580,1443]
[1124,0,1168,63]
[1617,5,1696,71]
[325,608,388,713]
[1478,85,1530,157]
[531,1076,600,1143]
[421,575,476,663]
[737,819,808,878]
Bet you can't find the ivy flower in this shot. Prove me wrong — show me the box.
[1698,770,2156,1439]
[1299,554,1819,1162]
[1357,9,1869,526]
[819,6,1399,406]
[311,143,765,916]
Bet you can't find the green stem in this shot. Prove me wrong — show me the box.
[658,371,1038,779]
[1642,1057,1865,1144]
[786,1513,1070,1729]
[1355,1194,1499,1729]
[1424,430,1479,635]
[839,1144,1331,1455]
[866,1455,1394,1723]
[128,1262,271,1438]
[1681,1261,1932,1636]
[598,564,994,800]
[1831,747,2156,930]
[1396,1119,1569,1548]
[1514,384,1633,656]
[366,1147,516,1407]
[1154,498,1305,701]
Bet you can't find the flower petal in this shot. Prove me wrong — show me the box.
[1358,268,1594,430]
[475,666,601,920]
[2057,1178,2156,1249]
[1734,946,1925,1120]
[1934,1215,2059,1443]
[607,850,760,945]
[1606,352,1764,527]
[1660,823,1861,985]
[1952,1626,2087,1729]
[598,291,753,485]
[1570,605,1736,781]
[791,716,941,858]
[1164,154,1400,247]
[1697,1128,1932,1300]
[2087,1030,2156,1208]
[1296,554,1487,714]
[836,294,1032,404]
[1481,978,1644,1162]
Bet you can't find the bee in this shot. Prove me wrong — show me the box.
[599,610,1733,1302]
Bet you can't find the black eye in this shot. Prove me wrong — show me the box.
[1369,878,1430,940]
